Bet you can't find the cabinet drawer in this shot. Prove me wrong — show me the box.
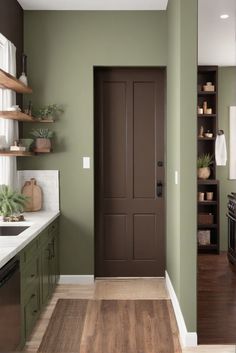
[23,285,40,340]
[21,256,40,289]
[21,238,39,264]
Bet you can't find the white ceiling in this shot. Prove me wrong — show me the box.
[198,0,236,66]
[17,0,168,11]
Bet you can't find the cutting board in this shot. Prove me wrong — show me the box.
[22,178,43,212]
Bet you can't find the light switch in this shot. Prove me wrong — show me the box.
[83,157,90,169]
[175,171,178,185]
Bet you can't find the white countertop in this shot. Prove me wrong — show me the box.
[0,211,60,269]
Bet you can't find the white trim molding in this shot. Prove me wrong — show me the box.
[59,275,94,285]
[165,271,198,347]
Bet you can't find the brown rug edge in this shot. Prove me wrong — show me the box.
[37,299,181,353]
[37,299,88,353]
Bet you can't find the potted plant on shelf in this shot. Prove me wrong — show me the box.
[35,104,64,121]
[31,128,54,152]
[0,185,28,222]
[197,153,214,179]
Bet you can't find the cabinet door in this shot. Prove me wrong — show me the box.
[21,255,40,289]
[49,233,58,291]
[23,285,40,340]
[41,244,51,306]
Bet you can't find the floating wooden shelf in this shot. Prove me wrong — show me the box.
[0,111,36,122]
[0,69,32,94]
[198,114,216,118]
[0,149,52,156]
[0,111,54,123]
[0,151,34,157]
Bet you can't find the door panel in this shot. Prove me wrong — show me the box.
[104,214,127,261]
[133,214,156,260]
[133,82,156,199]
[103,81,127,199]
[95,68,165,277]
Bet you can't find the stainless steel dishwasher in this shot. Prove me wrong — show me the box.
[0,257,21,352]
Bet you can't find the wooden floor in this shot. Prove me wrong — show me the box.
[198,251,236,344]
[23,278,236,353]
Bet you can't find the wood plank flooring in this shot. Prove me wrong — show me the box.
[198,251,236,344]
[38,298,181,353]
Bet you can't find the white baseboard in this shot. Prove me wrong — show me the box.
[165,271,198,347]
[59,275,94,285]
[96,277,165,280]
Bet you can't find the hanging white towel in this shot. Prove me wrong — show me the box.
[215,134,227,166]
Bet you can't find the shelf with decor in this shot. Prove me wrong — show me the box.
[197,66,220,254]
[0,151,34,157]
[0,111,54,123]
[0,150,52,157]
[0,69,32,94]
[0,68,57,155]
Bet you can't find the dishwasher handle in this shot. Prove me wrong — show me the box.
[0,260,19,288]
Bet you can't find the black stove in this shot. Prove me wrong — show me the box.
[227,193,236,264]
[227,193,236,219]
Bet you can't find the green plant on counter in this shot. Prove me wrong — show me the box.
[197,153,214,168]
[34,104,64,120]
[0,185,28,218]
[30,128,54,139]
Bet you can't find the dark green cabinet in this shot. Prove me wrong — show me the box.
[23,284,41,339]
[20,218,59,346]
[40,226,59,306]
[41,239,51,306]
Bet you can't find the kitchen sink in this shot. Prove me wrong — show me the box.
[0,226,29,236]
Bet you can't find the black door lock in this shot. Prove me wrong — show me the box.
[156,181,163,197]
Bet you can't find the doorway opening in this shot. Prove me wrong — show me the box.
[197,0,236,344]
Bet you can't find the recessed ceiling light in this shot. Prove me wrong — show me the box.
[220,14,230,19]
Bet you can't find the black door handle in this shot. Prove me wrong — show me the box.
[156,181,163,198]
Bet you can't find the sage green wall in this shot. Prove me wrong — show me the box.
[167,0,197,331]
[20,11,167,275]
[217,67,236,250]
[166,0,181,298]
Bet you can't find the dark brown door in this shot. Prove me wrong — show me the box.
[95,68,165,277]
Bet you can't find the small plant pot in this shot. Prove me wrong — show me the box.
[35,138,51,151]
[198,167,211,180]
